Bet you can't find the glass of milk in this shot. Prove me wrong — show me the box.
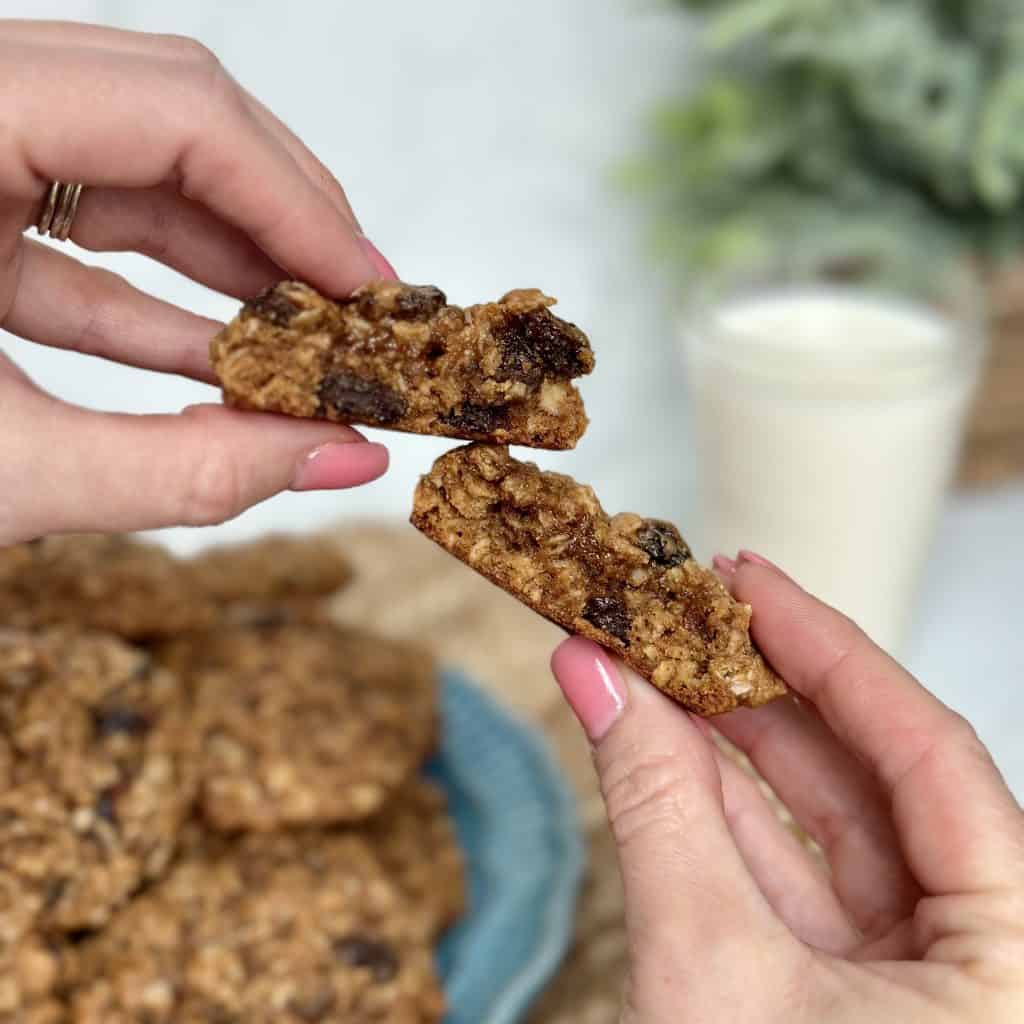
[681,267,987,656]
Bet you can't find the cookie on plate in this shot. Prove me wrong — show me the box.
[68,832,445,1023]
[211,280,594,449]
[360,779,465,940]
[412,444,786,715]
[177,778,465,943]
[0,629,196,933]
[188,533,352,610]
[0,535,215,640]
[164,623,437,831]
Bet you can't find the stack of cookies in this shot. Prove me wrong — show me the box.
[0,534,464,1023]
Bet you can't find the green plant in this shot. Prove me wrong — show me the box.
[634,0,1024,279]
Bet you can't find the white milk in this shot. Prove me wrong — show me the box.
[682,286,984,655]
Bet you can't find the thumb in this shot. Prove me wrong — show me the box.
[0,384,388,543]
[550,637,789,1005]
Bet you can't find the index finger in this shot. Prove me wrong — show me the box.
[0,22,362,230]
[2,39,376,297]
[731,559,1024,896]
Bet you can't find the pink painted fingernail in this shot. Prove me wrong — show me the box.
[291,441,389,491]
[358,237,399,281]
[712,554,737,577]
[688,713,714,738]
[737,550,783,573]
[550,636,627,742]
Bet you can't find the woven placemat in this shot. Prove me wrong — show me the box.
[330,522,810,1023]
[959,264,1024,487]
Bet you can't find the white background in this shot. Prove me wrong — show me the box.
[3,1,1023,797]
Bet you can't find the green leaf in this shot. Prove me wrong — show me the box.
[629,0,1024,281]
[973,67,1024,208]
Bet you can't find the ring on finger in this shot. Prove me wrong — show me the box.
[37,182,85,242]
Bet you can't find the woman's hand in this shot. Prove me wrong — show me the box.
[0,20,393,544]
[551,552,1024,1023]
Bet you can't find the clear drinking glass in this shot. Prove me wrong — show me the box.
[680,263,987,656]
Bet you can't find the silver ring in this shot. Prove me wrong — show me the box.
[36,182,84,242]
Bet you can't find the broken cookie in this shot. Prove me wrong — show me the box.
[411,444,786,716]
[211,280,594,449]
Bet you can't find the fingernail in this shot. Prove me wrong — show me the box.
[358,237,399,281]
[737,549,784,573]
[688,713,714,739]
[291,440,389,491]
[712,554,737,577]
[550,636,627,742]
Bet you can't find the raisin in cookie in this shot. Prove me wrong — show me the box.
[163,623,437,831]
[0,629,196,933]
[68,833,445,1024]
[211,280,594,449]
[411,444,786,716]
[0,536,215,640]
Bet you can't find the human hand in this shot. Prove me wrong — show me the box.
[0,20,393,544]
[551,552,1024,1023]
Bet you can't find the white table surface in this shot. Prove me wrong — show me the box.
[2,0,1022,798]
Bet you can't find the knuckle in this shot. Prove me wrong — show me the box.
[935,931,1024,988]
[984,890,1024,935]
[137,200,173,264]
[69,269,122,355]
[602,753,688,850]
[169,41,243,126]
[177,415,245,528]
[154,33,221,69]
[915,892,1024,963]
[175,89,250,203]
[912,893,950,948]
[317,164,342,193]
[943,710,982,749]
[312,160,347,204]
[927,711,993,775]
[180,453,243,528]
[214,82,249,125]
[200,60,248,123]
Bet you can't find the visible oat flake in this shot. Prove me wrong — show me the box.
[411,444,787,716]
[211,280,594,450]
